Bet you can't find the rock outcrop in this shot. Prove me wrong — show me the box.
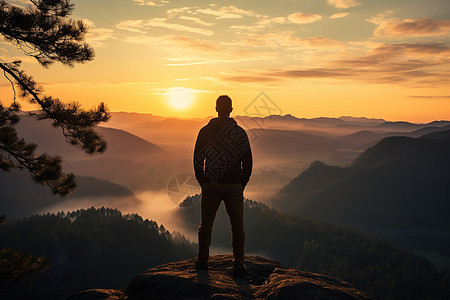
[68,255,370,300]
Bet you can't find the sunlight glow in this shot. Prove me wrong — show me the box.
[168,87,194,110]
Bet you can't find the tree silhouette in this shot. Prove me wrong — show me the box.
[0,0,110,196]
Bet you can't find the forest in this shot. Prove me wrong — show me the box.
[0,207,196,299]
[175,197,450,300]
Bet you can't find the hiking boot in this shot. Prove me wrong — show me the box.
[195,261,208,270]
[233,266,248,278]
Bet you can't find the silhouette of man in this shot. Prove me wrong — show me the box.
[193,95,253,277]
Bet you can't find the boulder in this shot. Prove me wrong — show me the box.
[68,255,370,300]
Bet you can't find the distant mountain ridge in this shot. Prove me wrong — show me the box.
[273,129,450,269]
[15,115,161,159]
[275,129,450,228]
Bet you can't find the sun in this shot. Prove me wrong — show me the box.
[168,87,193,110]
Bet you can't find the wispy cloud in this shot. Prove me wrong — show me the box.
[288,12,322,24]
[167,7,196,17]
[133,0,169,6]
[167,36,217,51]
[83,19,115,47]
[370,42,450,56]
[222,41,450,86]
[197,5,260,19]
[167,5,260,20]
[408,95,450,99]
[230,17,287,32]
[327,0,361,9]
[225,31,342,51]
[369,17,450,37]
[116,18,214,36]
[330,12,350,19]
[179,16,214,27]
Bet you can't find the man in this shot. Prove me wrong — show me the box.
[193,95,253,277]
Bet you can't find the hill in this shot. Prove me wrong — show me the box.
[420,128,450,141]
[0,207,195,300]
[16,115,161,159]
[272,130,450,269]
[13,114,172,191]
[275,131,450,229]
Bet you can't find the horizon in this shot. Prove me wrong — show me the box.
[99,111,450,124]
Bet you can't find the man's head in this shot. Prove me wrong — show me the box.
[216,95,233,118]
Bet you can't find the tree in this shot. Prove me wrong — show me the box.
[0,0,110,196]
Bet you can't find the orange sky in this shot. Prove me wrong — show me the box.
[1,0,450,123]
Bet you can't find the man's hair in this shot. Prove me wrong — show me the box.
[216,95,232,112]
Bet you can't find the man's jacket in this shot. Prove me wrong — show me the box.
[194,117,252,187]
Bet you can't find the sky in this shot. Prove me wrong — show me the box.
[1,0,450,122]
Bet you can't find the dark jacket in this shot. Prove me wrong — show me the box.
[194,117,252,187]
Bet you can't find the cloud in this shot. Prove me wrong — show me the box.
[288,12,322,24]
[217,13,242,20]
[167,7,195,17]
[227,31,342,50]
[83,19,115,47]
[370,17,450,37]
[133,0,169,6]
[224,66,449,86]
[371,42,450,56]
[179,16,214,26]
[330,12,350,19]
[408,95,450,99]
[230,17,286,32]
[167,36,217,51]
[297,36,342,47]
[327,0,361,9]
[221,41,450,86]
[197,6,260,19]
[116,18,214,36]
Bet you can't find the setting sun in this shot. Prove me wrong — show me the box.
[168,87,194,110]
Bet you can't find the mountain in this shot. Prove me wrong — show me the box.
[0,170,139,220]
[173,198,446,299]
[15,115,161,159]
[338,125,450,151]
[0,208,196,300]
[420,128,450,141]
[275,131,450,229]
[106,112,209,146]
[375,121,423,131]
[272,130,450,269]
[338,116,385,126]
[68,255,370,300]
[13,115,173,191]
[11,112,450,194]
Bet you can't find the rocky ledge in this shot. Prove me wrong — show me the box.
[68,255,370,300]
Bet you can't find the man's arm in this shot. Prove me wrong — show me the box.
[240,131,253,189]
[193,128,206,186]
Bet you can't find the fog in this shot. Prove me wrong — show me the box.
[39,189,199,242]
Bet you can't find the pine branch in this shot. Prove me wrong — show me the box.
[0,0,110,195]
[0,0,93,67]
[0,62,110,154]
[0,103,76,195]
